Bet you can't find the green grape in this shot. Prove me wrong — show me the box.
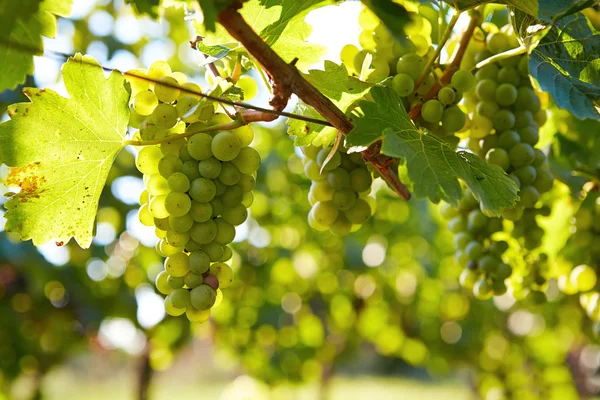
[149,194,170,218]
[492,109,516,132]
[184,272,204,289]
[498,130,520,149]
[186,306,211,323]
[210,262,234,288]
[165,252,189,278]
[222,185,244,206]
[198,157,222,179]
[202,242,224,262]
[168,172,190,192]
[140,124,167,141]
[232,147,261,174]
[237,75,258,101]
[345,198,371,224]
[169,288,190,309]
[475,64,498,81]
[186,239,203,252]
[485,148,510,171]
[495,83,518,106]
[158,155,182,178]
[469,114,493,139]
[448,216,466,233]
[416,74,435,96]
[147,60,172,81]
[453,232,472,250]
[518,126,539,146]
[222,203,248,226]
[421,99,444,123]
[155,217,169,231]
[188,133,213,160]
[169,214,194,233]
[441,106,466,133]
[126,68,150,94]
[340,44,360,72]
[513,166,537,185]
[190,219,217,244]
[396,53,425,81]
[181,160,201,181]
[304,160,326,181]
[138,204,154,226]
[155,271,173,295]
[308,209,329,232]
[220,247,233,263]
[497,67,520,86]
[486,32,509,54]
[316,148,341,171]
[168,275,186,290]
[214,218,236,245]
[210,198,224,217]
[136,146,162,175]
[219,162,241,186]
[190,285,217,310]
[151,104,178,129]
[519,185,540,208]
[232,125,254,148]
[165,192,192,217]
[166,229,190,248]
[476,101,499,119]
[502,204,523,221]
[164,297,186,316]
[392,73,415,97]
[188,202,211,223]
[311,201,339,226]
[176,95,199,118]
[514,87,537,110]
[514,111,535,129]
[189,251,211,274]
[571,265,597,292]
[310,180,335,202]
[147,174,169,196]
[467,209,487,232]
[330,214,352,236]
[533,168,554,192]
[349,168,372,193]
[465,241,483,260]
[509,143,535,168]
[238,174,256,192]
[473,279,494,299]
[438,87,456,105]
[189,178,216,202]
[211,131,242,162]
[459,269,478,290]
[133,90,158,115]
[154,76,181,103]
[451,70,475,92]
[327,168,351,190]
[332,188,357,211]
[475,79,497,101]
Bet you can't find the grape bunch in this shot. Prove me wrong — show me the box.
[126,61,260,322]
[439,190,512,299]
[301,145,375,236]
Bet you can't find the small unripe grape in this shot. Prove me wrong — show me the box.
[438,87,456,105]
[396,53,425,81]
[190,284,217,310]
[312,201,339,226]
[212,131,242,161]
[165,252,189,277]
[509,143,535,168]
[392,73,414,97]
[154,76,181,103]
[441,106,466,133]
[155,271,173,295]
[421,99,444,123]
[451,70,475,92]
[571,265,597,292]
[485,148,510,171]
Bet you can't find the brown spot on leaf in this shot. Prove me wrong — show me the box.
[5,163,47,201]
[55,241,64,247]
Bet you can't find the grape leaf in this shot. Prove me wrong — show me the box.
[529,13,600,120]
[0,0,72,92]
[443,0,537,17]
[287,61,372,146]
[194,41,231,66]
[0,55,130,248]
[347,87,519,213]
[199,0,333,70]
[361,0,411,43]
[538,0,596,23]
[124,0,160,18]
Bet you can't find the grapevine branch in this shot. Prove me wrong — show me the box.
[217,3,412,200]
[408,10,482,121]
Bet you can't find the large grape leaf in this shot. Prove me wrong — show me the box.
[199,0,333,70]
[347,87,519,213]
[0,0,72,92]
[529,13,600,120]
[443,0,537,17]
[287,61,372,146]
[0,55,130,248]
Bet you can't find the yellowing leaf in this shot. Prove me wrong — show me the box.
[0,54,130,248]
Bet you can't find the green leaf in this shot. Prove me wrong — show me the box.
[287,61,372,146]
[361,0,411,43]
[538,0,596,23]
[0,55,130,248]
[443,0,537,17]
[198,0,220,31]
[124,0,160,18]
[0,0,72,92]
[200,0,333,70]
[529,13,600,120]
[347,87,519,213]
[194,41,231,66]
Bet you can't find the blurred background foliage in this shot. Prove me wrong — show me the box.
[2,1,600,399]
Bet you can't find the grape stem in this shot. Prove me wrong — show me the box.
[123,121,243,146]
[471,45,527,71]
[412,11,461,94]
[408,9,482,121]
[218,2,412,200]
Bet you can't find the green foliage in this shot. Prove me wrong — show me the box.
[194,41,231,66]
[529,13,600,120]
[0,0,72,91]
[538,0,597,23]
[347,87,519,214]
[443,0,537,17]
[361,0,411,43]
[199,0,333,70]
[0,55,129,248]
[125,0,160,18]
[288,61,372,146]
